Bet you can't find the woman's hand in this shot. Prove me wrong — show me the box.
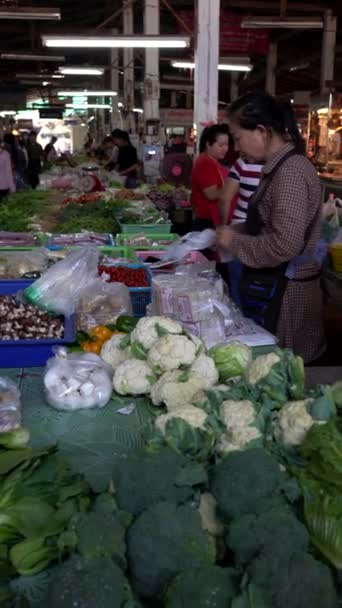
[216,226,234,250]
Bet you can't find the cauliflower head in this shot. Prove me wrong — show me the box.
[246,352,281,385]
[100,333,130,371]
[131,316,183,351]
[217,425,263,454]
[155,404,208,434]
[190,354,219,389]
[113,359,154,396]
[151,370,204,410]
[275,399,315,447]
[217,400,262,454]
[148,334,197,373]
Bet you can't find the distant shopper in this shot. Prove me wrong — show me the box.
[116,131,139,188]
[3,133,27,191]
[26,131,43,189]
[191,124,229,230]
[44,136,58,163]
[220,156,264,225]
[0,143,15,198]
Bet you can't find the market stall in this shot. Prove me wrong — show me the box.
[0,123,339,607]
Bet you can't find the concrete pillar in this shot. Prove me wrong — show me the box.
[230,73,239,102]
[194,0,220,142]
[123,0,135,132]
[110,28,120,130]
[144,0,160,140]
[266,43,277,96]
[320,10,337,96]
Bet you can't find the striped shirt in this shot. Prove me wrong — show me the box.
[229,158,263,223]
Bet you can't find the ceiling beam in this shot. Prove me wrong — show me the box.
[223,0,327,13]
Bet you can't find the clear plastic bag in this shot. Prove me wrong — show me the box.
[163,230,216,261]
[24,247,100,316]
[44,347,113,411]
[0,377,21,432]
[0,249,48,279]
[77,279,132,332]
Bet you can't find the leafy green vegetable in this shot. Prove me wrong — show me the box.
[303,493,342,570]
[151,415,219,462]
[209,342,252,381]
[297,420,342,493]
[247,349,305,407]
[165,566,237,607]
[307,386,336,421]
[0,429,30,450]
[112,446,207,516]
[127,501,216,599]
[10,536,59,576]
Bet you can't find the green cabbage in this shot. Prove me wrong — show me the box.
[209,342,252,381]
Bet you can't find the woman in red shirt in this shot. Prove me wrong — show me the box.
[191,124,229,231]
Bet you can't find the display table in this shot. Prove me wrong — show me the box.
[4,367,153,492]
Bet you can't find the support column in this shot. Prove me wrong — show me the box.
[230,73,239,102]
[170,91,177,108]
[194,0,220,142]
[266,42,277,96]
[186,91,192,109]
[320,9,337,96]
[110,29,120,130]
[144,0,160,141]
[123,0,135,132]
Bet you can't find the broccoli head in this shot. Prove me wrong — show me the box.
[247,548,338,608]
[165,565,238,608]
[210,448,298,522]
[127,501,216,599]
[226,506,309,566]
[112,445,207,516]
[74,510,132,569]
[47,555,133,608]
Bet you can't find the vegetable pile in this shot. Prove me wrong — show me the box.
[2,314,342,606]
[98,265,150,287]
[0,297,64,341]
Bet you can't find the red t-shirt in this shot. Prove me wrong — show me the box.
[191,154,225,226]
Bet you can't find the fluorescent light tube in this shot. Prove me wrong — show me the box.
[1,53,65,61]
[241,16,323,29]
[218,63,252,72]
[66,103,112,109]
[59,67,104,76]
[133,108,143,113]
[0,7,60,20]
[0,111,16,116]
[172,61,252,72]
[58,90,117,97]
[42,35,190,49]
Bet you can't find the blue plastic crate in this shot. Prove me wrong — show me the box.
[101,263,152,318]
[0,280,75,368]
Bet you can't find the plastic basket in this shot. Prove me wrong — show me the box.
[116,233,179,249]
[60,245,137,260]
[46,233,114,250]
[119,222,172,235]
[0,233,47,250]
[330,243,342,272]
[0,279,75,368]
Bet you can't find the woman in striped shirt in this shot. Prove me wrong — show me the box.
[220,155,263,224]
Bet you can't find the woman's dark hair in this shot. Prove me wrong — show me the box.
[228,93,305,155]
[199,124,229,154]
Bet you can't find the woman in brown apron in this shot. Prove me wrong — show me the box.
[217,93,325,364]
